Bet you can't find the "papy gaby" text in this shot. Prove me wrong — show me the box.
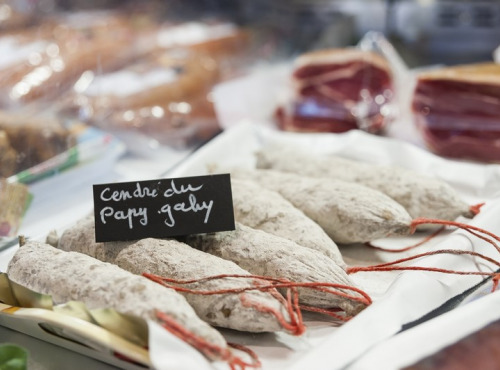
[99,180,214,229]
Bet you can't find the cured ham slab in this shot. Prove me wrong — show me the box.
[277,48,394,134]
[412,62,500,162]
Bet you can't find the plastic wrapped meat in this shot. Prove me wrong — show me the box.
[68,52,219,115]
[5,37,135,106]
[412,62,500,162]
[103,95,220,149]
[0,3,36,31]
[152,21,250,63]
[64,52,221,149]
[276,48,394,134]
[0,11,143,108]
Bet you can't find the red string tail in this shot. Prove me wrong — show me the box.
[353,215,500,294]
[299,305,351,322]
[348,249,500,274]
[493,273,500,292]
[227,343,262,370]
[470,203,485,216]
[347,249,500,293]
[155,310,260,369]
[410,218,500,254]
[366,226,445,253]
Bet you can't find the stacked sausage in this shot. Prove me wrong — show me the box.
[6,144,476,365]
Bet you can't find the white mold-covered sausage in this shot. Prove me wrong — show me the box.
[57,216,296,334]
[7,241,227,350]
[231,178,346,268]
[184,223,368,316]
[232,169,413,244]
[256,144,473,224]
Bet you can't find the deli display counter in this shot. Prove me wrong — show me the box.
[1,1,500,369]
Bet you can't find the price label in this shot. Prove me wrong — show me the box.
[93,174,235,242]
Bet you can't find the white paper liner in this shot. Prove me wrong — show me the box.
[156,22,237,48]
[350,290,500,369]
[148,321,213,370]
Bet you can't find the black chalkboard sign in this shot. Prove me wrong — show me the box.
[93,174,235,242]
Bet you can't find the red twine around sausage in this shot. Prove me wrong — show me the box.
[156,310,261,370]
[144,273,304,335]
[144,273,372,327]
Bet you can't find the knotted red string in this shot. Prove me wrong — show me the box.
[239,283,304,336]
